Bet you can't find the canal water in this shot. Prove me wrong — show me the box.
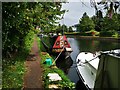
[55,35,120,89]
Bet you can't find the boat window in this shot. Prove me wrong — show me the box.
[56,41,60,46]
[64,40,68,45]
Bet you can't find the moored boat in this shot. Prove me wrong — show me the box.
[52,35,72,53]
[76,49,120,89]
[76,52,100,89]
[94,49,120,89]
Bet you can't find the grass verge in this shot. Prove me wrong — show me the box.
[2,32,35,89]
[40,52,75,90]
[36,36,75,90]
[2,54,26,89]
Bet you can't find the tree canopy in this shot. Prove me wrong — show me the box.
[90,0,120,19]
[2,2,65,57]
[78,12,95,32]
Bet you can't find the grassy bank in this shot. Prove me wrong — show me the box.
[2,55,26,88]
[2,31,35,89]
[65,32,120,39]
[65,32,119,43]
[40,53,75,90]
[37,37,75,90]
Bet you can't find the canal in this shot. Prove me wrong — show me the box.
[55,35,120,89]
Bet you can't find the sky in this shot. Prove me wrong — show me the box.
[59,0,102,26]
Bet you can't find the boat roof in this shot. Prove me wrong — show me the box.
[53,35,71,49]
[76,52,100,70]
[103,49,120,58]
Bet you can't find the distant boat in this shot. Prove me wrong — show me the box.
[76,52,100,89]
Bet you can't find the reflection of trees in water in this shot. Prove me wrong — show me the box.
[77,39,100,53]
[97,40,119,51]
[75,38,120,53]
[56,55,73,74]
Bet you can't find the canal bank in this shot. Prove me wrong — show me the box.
[66,35,120,43]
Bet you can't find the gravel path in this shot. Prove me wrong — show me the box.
[23,37,43,90]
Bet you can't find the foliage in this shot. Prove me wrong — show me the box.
[91,15,103,32]
[36,36,41,51]
[112,32,119,38]
[2,2,65,58]
[91,12,120,37]
[79,32,92,36]
[56,24,68,34]
[23,30,35,54]
[100,15,118,31]
[91,0,120,35]
[2,54,26,88]
[2,28,35,89]
[40,52,75,90]
[62,24,68,33]
[100,31,113,37]
[91,0,120,19]
[78,12,95,32]
[68,26,73,32]
[3,2,33,57]
[65,32,80,35]
[86,29,100,36]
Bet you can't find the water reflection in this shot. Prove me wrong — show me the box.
[68,38,80,61]
[56,56,73,74]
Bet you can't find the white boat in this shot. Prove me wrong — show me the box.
[76,49,120,89]
[76,52,100,89]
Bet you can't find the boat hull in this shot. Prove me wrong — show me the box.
[76,52,100,89]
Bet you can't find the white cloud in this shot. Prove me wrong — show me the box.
[59,1,96,26]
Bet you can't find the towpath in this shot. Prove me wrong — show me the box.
[23,37,43,90]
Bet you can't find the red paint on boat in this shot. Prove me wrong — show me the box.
[53,35,71,49]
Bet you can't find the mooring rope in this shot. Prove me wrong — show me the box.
[52,47,65,65]
[81,55,100,64]
[71,53,101,68]
[71,50,120,68]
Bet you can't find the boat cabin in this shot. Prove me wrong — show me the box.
[52,35,72,53]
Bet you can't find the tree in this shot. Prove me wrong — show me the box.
[62,24,68,33]
[56,24,68,34]
[78,12,95,32]
[2,2,65,57]
[90,0,120,19]
[91,14,103,32]
[68,26,73,32]
[101,14,120,32]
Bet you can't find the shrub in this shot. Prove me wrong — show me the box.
[100,31,113,37]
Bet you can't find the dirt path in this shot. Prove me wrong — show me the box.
[23,37,43,90]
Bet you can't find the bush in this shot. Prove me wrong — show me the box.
[2,30,35,89]
[79,32,92,36]
[100,31,113,37]
[2,54,26,88]
[112,32,119,38]
[23,30,35,53]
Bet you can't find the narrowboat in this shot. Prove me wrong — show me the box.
[52,35,72,57]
